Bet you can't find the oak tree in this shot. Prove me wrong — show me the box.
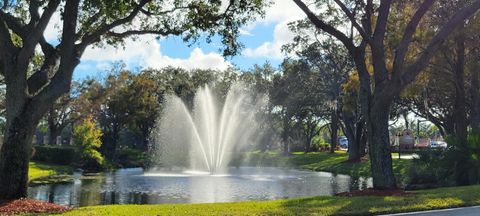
[0,0,266,199]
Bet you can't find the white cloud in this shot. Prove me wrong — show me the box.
[263,0,305,24]
[144,46,232,71]
[81,36,231,71]
[239,28,254,36]
[241,0,306,59]
[242,20,296,59]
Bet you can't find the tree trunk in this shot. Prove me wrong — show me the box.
[346,118,365,162]
[48,126,59,145]
[305,138,312,153]
[403,112,409,130]
[359,129,367,156]
[343,112,360,161]
[452,30,470,185]
[367,98,397,189]
[282,123,289,155]
[470,61,480,134]
[346,132,359,160]
[330,109,339,153]
[0,114,37,199]
[453,32,468,145]
[282,110,290,155]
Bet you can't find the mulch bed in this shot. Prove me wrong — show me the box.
[336,188,414,197]
[0,198,71,215]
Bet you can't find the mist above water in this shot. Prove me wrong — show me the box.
[151,83,267,173]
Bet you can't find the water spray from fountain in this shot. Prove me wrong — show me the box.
[151,83,267,173]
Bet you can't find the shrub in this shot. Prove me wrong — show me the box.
[406,148,454,189]
[312,136,330,152]
[407,131,480,188]
[31,145,77,165]
[116,148,147,168]
[73,116,105,172]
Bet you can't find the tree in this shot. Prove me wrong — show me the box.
[293,0,480,189]
[0,0,266,199]
[45,81,93,145]
[73,116,104,172]
[121,73,160,151]
[270,59,327,154]
[399,1,480,140]
[294,107,324,152]
[45,94,72,145]
[99,66,131,160]
[340,73,367,161]
[284,36,353,153]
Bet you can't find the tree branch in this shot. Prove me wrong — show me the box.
[392,0,436,79]
[0,11,26,37]
[78,0,151,50]
[402,0,480,87]
[332,0,369,40]
[31,0,81,117]
[373,0,392,41]
[370,0,392,85]
[17,0,60,71]
[105,29,185,38]
[292,0,356,53]
[27,37,59,94]
[0,15,15,62]
[27,0,41,27]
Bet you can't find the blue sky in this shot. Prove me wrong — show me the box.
[56,1,306,80]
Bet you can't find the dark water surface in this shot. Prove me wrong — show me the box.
[28,167,371,207]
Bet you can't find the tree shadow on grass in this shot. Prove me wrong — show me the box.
[266,185,480,216]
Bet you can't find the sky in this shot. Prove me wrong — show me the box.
[42,1,307,80]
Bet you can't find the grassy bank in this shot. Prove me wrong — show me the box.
[28,162,73,185]
[242,151,412,184]
[60,185,480,216]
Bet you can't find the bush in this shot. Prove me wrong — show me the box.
[406,148,454,189]
[407,132,480,188]
[312,136,330,152]
[73,116,105,173]
[116,148,147,168]
[31,145,77,165]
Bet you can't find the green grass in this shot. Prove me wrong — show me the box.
[58,185,480,216]
[244,151,412,185]
[28,162,73,184]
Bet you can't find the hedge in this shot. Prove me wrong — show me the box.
[32,145,77,165]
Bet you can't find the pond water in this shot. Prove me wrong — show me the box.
[28,167,372,207]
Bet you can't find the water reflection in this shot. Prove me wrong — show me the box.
[28,167,372,207]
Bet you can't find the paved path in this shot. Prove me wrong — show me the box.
[394,153,419,160]
[381,206,480,216]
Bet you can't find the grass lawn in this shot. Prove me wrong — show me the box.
[59,185,480,216]
[28,162,73,184]
[243,151,412,185]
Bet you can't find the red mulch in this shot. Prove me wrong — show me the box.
[0,198,71,215]
[336,188,413,197]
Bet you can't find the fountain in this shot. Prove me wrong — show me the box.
[151,83,266,173]
[28,83,374,206]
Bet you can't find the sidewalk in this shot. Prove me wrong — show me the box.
[382,206,480,216]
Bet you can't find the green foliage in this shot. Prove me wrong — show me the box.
[116,148,147,168]
[73,116,105,172]
[407,149,455,188]
[408,131,480,187]
[31,145,77,165]
[73,0,268,56]
[312,135,329,151]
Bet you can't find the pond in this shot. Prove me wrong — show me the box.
[28,167,372,207]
